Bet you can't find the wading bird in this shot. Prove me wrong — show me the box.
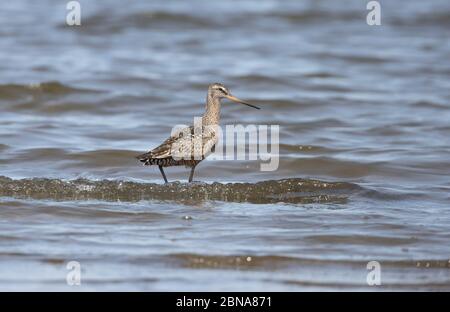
[137,83,260,183]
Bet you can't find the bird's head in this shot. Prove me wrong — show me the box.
[208,83,260,109]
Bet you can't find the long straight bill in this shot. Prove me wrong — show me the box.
[225,95,260,109]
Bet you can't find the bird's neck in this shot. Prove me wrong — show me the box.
[202,95,221,125]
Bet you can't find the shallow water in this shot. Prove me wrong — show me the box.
[0,0,449,291]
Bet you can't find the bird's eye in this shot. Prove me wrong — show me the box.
[219,88,227,94]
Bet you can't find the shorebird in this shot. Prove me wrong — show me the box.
[137,83,260,183]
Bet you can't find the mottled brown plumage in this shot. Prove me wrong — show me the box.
[137,83,259,183]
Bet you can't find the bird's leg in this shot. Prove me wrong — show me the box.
[158,165,168,184]
[188,165,197,183]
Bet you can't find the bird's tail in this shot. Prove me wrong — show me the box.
[136,152,153,165]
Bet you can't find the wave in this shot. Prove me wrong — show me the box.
[9,148,138,167]
[282,157,380,178]
[391,11,450,27]
[279,144,337,154]
[169,253,450,271]
[68,11,215,34]
[313,51,392,64]
[0,81,94,100]
[412,100,450,110]
[0,81,104,114]
[273,10,362,24]
[232,74,297,87]
[0,176,360,204]
[127,11,213,28]
[63,8,364,35]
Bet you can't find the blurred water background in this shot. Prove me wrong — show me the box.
[0,0,449,290]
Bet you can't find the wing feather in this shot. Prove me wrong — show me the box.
[136,125,218,164]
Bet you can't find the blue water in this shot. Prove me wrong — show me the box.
[0,0,449,291]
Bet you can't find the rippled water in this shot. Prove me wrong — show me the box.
[0,0,450,291]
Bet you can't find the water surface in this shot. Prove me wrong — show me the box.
[0,0,449,291]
